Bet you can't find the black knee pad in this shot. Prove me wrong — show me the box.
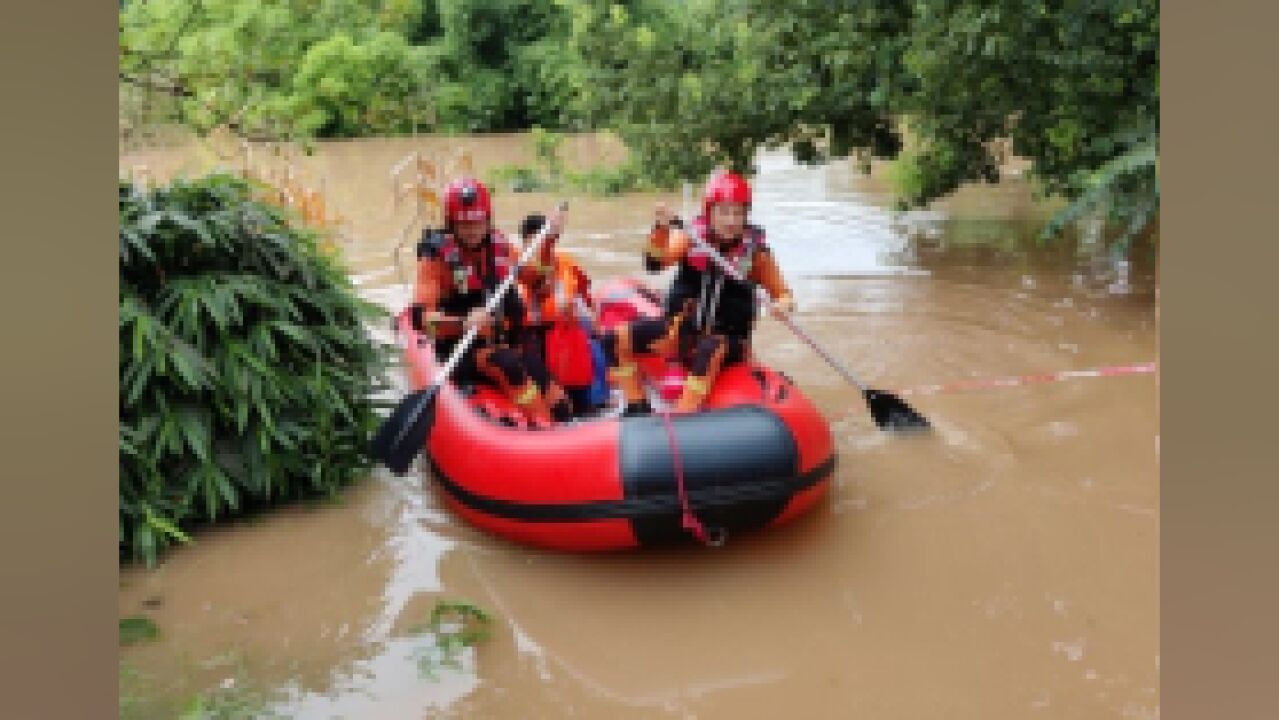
[566,386,593,414]
[522,349,552,391]
[630,317,672,354]
[487,347,527,386]
[551,398,573,423]
[690,335,726,376]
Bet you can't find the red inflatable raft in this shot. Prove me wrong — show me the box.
[396,278,834,550]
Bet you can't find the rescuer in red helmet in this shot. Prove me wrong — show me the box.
[603,170,795,415]
[412,177,572,426]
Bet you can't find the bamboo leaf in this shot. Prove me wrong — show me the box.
[119,175,382,564]
[144,505,191,544]
[174,405,212,462]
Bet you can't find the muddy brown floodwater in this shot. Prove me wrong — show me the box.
[120,134,1157,719]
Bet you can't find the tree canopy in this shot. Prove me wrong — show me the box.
[121,0,1158,241]
[570,0,1157,241]
[119,0,577,135]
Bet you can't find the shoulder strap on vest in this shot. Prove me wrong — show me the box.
[487,229,512,282]
[416,229,447,259]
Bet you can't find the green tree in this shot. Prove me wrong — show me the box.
[427,0,576,130]
[120,0,431,138]
[895,0,1157,243]
[566,0,910,183]
[570,0,1158,242]
[120,0,583,136]
[120,1,1158,242]
[285,31,431,137]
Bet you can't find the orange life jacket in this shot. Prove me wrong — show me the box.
[415,228,520,340]
[517,251,595,386]
[517,251,591,326]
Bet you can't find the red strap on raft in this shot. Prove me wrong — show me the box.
[659,411,711,545]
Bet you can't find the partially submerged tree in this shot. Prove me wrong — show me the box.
[571,0,1158,244]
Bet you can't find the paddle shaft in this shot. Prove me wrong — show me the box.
[680,224,870,395]
[389,201,567,450]
[769,308,869,395]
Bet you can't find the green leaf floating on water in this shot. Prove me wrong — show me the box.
[119,616,159,645]
[411,599,495,681]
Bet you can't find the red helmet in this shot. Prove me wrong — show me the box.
[444,177,492,225]
[702,171,751,217]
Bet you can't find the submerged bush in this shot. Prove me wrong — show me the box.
[120,174,386,566]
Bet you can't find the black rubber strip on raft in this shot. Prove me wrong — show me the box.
[426,455,834,527]
[424,427,833,529]
[618,405,803,545]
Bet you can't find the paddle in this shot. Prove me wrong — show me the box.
[681,222,930,431]
[370,202,569,474]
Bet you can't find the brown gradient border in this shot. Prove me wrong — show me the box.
[0,1,118,715]
[1163,3,1279,719]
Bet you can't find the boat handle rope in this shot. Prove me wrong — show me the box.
[659,411,727,548]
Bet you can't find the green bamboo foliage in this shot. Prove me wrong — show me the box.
[120,175,387,566]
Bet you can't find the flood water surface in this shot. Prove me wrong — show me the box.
[119,135,1157,719]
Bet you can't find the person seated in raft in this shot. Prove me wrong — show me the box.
[515,212,600,417]
[411,178,573,427]
[603,170,795,416]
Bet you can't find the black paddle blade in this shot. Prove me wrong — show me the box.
[369,386,440,475]
[864,389,930,431]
